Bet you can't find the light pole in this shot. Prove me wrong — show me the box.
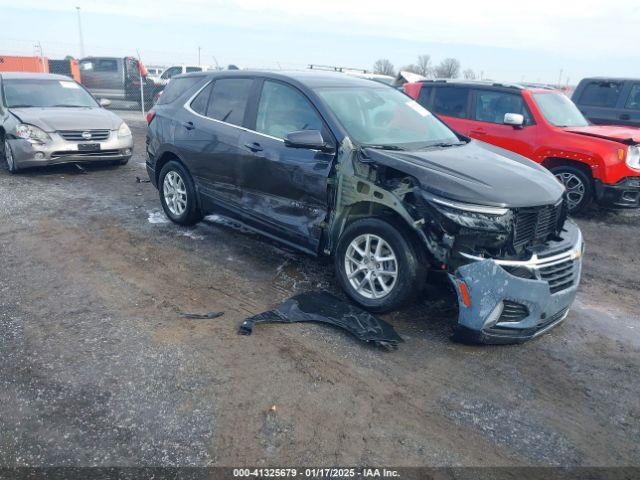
[76,6,85,58]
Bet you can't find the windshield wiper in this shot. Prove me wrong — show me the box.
[361,144,406,151]
[419,141,466,149]
[9,104,35,108]
[51,104,86,108]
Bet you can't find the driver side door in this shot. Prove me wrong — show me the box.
[236,79,336,254]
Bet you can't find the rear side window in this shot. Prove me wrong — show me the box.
[433,87,470,118]
[157,77,202,105]
[474,90,532,124]
[417,86,432,108]
[578,81,623,107]
[625,84,640,110]
[190,82,213,115]
[256,80,323,138]
[206,78,253,127]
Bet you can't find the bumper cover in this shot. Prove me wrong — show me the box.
[449,221,583,344]
[8,133,133,169]
[594,177,640,208]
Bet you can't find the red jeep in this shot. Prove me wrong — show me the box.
[404,80,640,213]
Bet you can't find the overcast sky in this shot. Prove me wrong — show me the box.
[1,0,639,84]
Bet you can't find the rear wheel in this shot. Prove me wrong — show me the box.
[551,166,592,213]
[2,139,17,173]
[335,218,425,313]
[159,161,202,226]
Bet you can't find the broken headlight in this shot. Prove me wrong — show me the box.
[15,123,51,144]
[423,192,512,233]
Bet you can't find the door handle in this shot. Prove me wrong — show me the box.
[470,129,486,135]
[244,142,263,152]
[182,121,194,130]
[620,114,630,121]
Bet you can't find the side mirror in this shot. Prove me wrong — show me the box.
[504,112,524,128]
[284,130,327,150]
[99,98,112,108]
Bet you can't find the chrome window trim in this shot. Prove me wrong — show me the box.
[182,80,284,143]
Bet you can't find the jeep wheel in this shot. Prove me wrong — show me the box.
[159,161,202,226]
[551,166,592,214]
[335,218,424,313]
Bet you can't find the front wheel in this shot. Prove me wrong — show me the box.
[335,218,425,313]
[551,166,592,214]
[2,139,18,173]
[159,161,202,226]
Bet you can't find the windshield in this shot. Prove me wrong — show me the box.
[532,92,589,127]
[316,86,461,148]
[3,79,98,108]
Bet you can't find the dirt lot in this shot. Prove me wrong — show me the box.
[0,114,639,467]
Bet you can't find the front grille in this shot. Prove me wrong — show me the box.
[499,300,529,322]
[539,258,575,294]
[513,200,566,249]
[58,129,111,141]
[51,149,121,159]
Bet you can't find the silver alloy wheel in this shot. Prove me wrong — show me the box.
[4,140,15,172]
[344,233,398,300]
[163,170,188,216]
[555,172,585,211]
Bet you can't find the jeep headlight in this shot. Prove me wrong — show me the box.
[15,124,51,144]
[117,122,132,138]
[424,193,512,232]
[626,145,640,171]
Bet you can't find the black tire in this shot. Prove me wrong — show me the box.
[2,139,18,173]
[550,165,592,214]
[335,217,425,313]
[158,161,202,226]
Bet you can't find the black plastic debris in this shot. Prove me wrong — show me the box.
[239,292,403,349]
[136,176,151,183]
[179,311,224,319]
[74,163,87,174]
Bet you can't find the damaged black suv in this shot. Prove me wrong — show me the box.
[146,71,583,343]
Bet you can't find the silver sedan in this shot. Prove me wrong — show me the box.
[0,72,133,173]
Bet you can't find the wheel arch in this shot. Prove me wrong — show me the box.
[541,157,595,182]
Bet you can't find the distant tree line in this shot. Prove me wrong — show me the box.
[373,55,479,80]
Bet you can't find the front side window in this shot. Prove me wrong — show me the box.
[533,92,589,127]
[625,84,640,110]
[316,85,460,148]
[256,80,323,138]
[3,79,98,108]
[79,59,117,72]
[206,78,253,127]
[474,91,531,124]
[432,87,470,119]
[579,81,623,107]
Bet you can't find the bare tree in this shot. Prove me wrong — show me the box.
[417,54,432,78]
[373,58,395,76]
[434,58,461,79]
[400,64,421,75]
[463,69,477,80]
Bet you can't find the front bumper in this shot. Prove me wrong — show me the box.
[449,221,583,344]
[594,177,640,208]
[8,132,133,169]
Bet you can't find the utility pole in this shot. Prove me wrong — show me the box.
[198,46,201,67]
[557,68,563,87]
[76,6,85,57]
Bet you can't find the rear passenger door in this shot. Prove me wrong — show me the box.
[469,89,538,158]
[429,86,475,134]
[236,79,335,253]
[573,80,624,125]
[176,77,255,208]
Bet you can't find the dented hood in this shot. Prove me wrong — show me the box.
[9,107,122,132]
[563,125,640,145]
[363,140,564,208]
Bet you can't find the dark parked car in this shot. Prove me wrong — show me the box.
[572,78,640,127]
[145,71,583,344]
[79,56,154,109]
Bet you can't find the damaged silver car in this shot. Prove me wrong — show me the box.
[146,71,583,344]
[0,72,133,173]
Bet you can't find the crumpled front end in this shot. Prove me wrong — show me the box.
[448,221,583,344]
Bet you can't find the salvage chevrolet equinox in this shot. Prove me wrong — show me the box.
[146,71,584,344]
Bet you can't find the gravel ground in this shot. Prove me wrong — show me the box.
[0,113,638,467]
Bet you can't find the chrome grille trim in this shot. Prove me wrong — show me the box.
[58,129,111,141]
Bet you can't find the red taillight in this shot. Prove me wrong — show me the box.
[146,110,155,125]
